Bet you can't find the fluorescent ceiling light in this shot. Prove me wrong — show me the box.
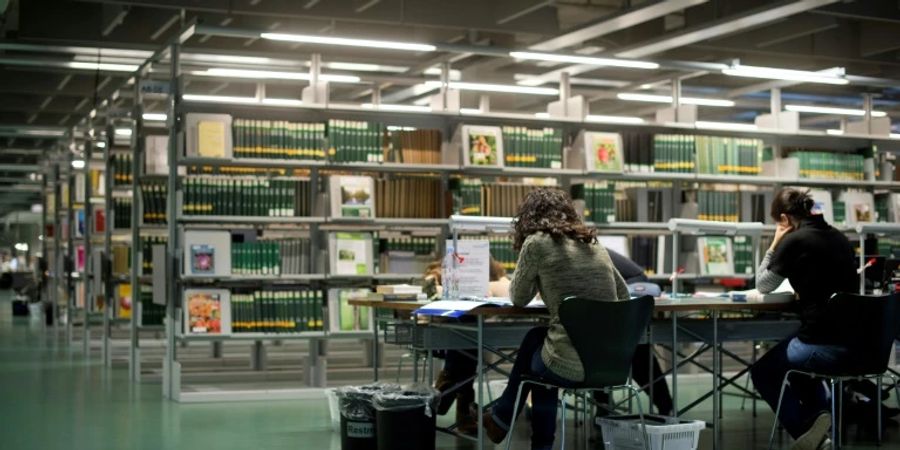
[95,141,107,148]
[196,68,360,83]
[722,65,848,85]
[515,74,629,88]
[510,51,659,70]
[182,53,291,66]
[534,112,551,119]
[460,108,483,115]
[12,129,66,137]
[261,98,304,107]
[115,128,133,137]
[695,121,758,132]
[785,104,887,117]
[183,94,260,104]
[260,32,436,52]
[585,115,645,125]
[361,103,431,112]
[67,61,138,72]
[325,62,406,73]
[826,129,844,135]
[71,159,85,169]
[387,126,416,131]
[890,133,900,139]
[616,92,735,107]
[423,81,558,96]
[142,113,167,121]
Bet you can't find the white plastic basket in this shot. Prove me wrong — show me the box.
[597,414,705,450]
[325,388,340,431]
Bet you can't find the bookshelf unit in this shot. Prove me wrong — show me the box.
[57,25,899,404]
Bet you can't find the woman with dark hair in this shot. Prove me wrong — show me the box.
[750,188,857,450]
[479,187,631,450]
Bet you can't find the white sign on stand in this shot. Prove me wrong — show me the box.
[442,239,490,299]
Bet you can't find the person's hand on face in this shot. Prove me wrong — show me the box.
[770,214,794,251]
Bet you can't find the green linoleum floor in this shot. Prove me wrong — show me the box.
[1,290,899,449]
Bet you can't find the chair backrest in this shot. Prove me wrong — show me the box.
[558,296,654,388]
[827,292,900,375]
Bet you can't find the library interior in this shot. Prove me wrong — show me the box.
[5,1,900,449]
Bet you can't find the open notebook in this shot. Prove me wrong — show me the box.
[415,297,545,318]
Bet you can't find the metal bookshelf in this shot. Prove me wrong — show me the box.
[52,22,900,405]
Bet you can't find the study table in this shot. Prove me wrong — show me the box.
[349,297,797,450]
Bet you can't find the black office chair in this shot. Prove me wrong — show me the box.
[505,295,654,450]
[767,293,900,450]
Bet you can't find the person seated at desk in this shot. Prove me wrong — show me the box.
[478,187,632,450]
[429,257,511,434]
[594,250,674,418]
[750,188,858,450]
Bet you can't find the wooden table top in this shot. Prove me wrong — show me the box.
[348,297,794,316]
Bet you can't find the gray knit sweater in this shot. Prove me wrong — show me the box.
[510,232,630,382]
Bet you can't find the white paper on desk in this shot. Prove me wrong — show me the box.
[731,279,795,303]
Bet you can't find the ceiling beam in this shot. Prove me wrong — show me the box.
[529,0,709,51]
[614,0,841,58]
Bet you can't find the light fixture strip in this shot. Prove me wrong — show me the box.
[722,65,848,85]
[510,51,659,70]
[785,104,887,117]
[260,32,436,52]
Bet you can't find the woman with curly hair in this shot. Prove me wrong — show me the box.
[479,187,631,450]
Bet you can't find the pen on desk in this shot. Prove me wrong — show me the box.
[857,257,877,275]
[669,267,685,283]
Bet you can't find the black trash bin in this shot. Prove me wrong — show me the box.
[336,383,401,450]
[373,385,439,450]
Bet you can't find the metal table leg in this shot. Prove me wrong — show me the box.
[477,315,485,450]
[672,312,678,418]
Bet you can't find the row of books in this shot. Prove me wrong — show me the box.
[328,119,385,163]
[231,290,325,333]
[387,129,442,164]
[140,288,165,326]
[733,235,755,274]
[112,245,130,275]
[794,150,865,180]
[141,236,166,275]
[379,236,436,256]
[112,198,131,229]
[111,154,134,186]
[141,180,167,224]
[488,237,516,274]
[653,134,696,173]
[453,178,483,216]
[696,137,763,175]
[483,182,541,217]
[698,190,740,222]
[232,119,327,160]
[501,126,563,168]
[374,178,442,219]
[231,241,282,276]
[573,182,617,224]
[182,177,312,217]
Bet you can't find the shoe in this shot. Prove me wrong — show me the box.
[481,411,508,444]
[455,389,477,435]
[791,412,832,450]
[435,370,457,415]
